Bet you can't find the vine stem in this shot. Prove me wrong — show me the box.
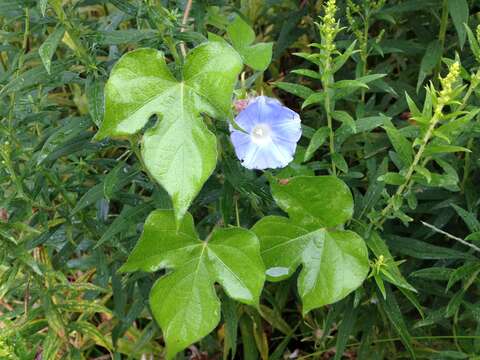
[420,221,480,253]
[179,0,193,57]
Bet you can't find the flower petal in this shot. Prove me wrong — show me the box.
[242,141,294,170]
[230,96,302,170]
[231,130,254,160]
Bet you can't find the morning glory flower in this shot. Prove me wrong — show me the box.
[230,96,302,170]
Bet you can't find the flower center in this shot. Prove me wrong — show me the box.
[250,124,271,145]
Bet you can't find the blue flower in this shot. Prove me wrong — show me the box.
[230,96,302,170]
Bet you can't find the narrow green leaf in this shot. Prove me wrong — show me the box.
[291,68,321,79]
[259,305,292,335]
[333,297,357,360]
[332,40,358,72]
[239,315,259,360]
[332,152,349,173]
[69,321,112,351]
[39,0,48,16]
[42,330,62,360]
[387,235,475,260]
[417,40,442,91]
[302,92,325,109]
[410,267,454,281]
[274,81,314,100]
[451,204,480,232]
[39,25,65,74]
[222,296,239,360]
[446,262,480,292]
[332,79,369,89]
[366,232,417,293]
[94,202,154,249]
[331,110,356,132]
[383,121,414,166]
[378,172,406,185]
[447,0,469,48]
[303,127,330,162]
[424,144,471,156]
[86,76,104,127]
[465,24,480,60]
[414,165,432,183]
[377,286,416,359]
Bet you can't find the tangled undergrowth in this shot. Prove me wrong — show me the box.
[2,0,480,359]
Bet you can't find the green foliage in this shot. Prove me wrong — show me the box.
[227,15,273,71]
[95,43,242,224]
[120,210,264,359]
[2,0,480,359]
[253,176,369,314]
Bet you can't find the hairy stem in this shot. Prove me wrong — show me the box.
[179,0,193,57]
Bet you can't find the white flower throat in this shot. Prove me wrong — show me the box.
[251,123,271,145]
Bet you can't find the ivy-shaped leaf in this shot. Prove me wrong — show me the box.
[252,176,369,314]
[120,210,265,359]
[227,16,273,71]
[95,42,243,223]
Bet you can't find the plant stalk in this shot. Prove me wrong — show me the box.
[375,108,443,227]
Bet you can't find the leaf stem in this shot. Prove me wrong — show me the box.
[179,0,193,57]
[420,221,480,254]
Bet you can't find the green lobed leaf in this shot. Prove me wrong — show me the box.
[95,42,242,223]
[271,176,354,228]
[253,216,368,314]
[120,210,265,359]
[227,15,273,71]
[252,176,369,314]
